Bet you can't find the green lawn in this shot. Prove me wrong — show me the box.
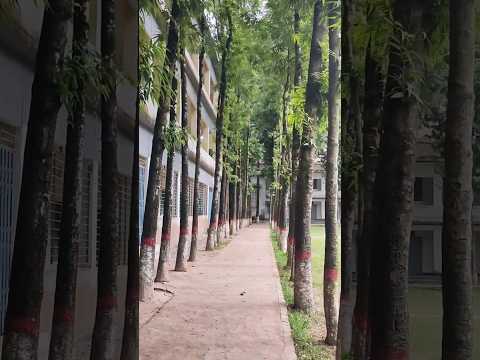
[310,225,480,359]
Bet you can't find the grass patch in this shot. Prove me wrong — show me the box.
[272,230,330,359]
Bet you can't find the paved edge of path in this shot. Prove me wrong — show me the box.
[268,228,297,360]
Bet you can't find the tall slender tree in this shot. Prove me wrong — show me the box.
[48,1,89,358]
[287,2,302,273]
[324,0,340,345]
[442,0,475,358]
[369,1,431,358]
[155,68,179,283]
[90,0,120,357]
[189,15,206,262]
[175,53,190,272]
[120,58,140,360]
[218,162,228,244]
[2,1,72,358]
[293,0,325,314]
[139,0,181,300]
[336,0,360,357]
[351,37,384,360]
[206,8,233,250]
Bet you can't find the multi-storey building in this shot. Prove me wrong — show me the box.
[408,137,480,283]
[139,15,219,270]
[0,1,137,358]
[251,156,341,224]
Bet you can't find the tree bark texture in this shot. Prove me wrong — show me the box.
[155,72,178,283]
[442,1,475,358]
[175,54,189,272]
[324,0,340,346]
[369,2,429,358]
[293,0,325,314]
[2,1,72,358]
[336,0,358,357]
[351,36,383,360]
[189,15,206,262]
[90,0,120,357]
[206,11,232,250]
[139,0,181,301]
[49,1,88,358]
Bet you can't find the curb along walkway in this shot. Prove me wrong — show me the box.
[139,223,297,360]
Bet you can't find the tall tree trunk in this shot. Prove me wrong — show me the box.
[236,160,242,232]
[287,5,302,272]
[189,15,206,263]
[217,162,227,245]
[279,75,290,254]
[155,72,179,283]
[139,0,181,300]
[175,53,189,272]
[256,161,260,222]
[229,171,237,236]
[206,10,232,250]
[369,2,429,358]
[2,1,72,358]
[120,60,140,360]
[294,0,325,314]
[242,126,250,227]
[49,1,88,358]
[351,36,383,359]
[442,1,475,358]
[90,0,120,357]
[336,0,359,357]
[324,0,340,345]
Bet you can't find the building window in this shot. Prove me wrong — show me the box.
[187,178,194,216]
[139,157,147,237]
[474,188,480,206]
[313,178,321,191]
[159,166,166,216]
[79,160,93,266]
[0,122,16,334]
[409,230,435,276]
[87,0,98,46]
[197,182,208,215]
[414,177,434,205]
[159,168,178,217]
[50,147,65,263]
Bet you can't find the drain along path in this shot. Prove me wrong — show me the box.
[139,223,297,360]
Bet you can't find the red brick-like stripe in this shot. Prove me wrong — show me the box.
[161,233,170,242]
[295,250,311,261]
[287,236,294,246]
[8,317,39,336]
[325,267,338,282]
[180,227,189,236]
[143,236,155,247]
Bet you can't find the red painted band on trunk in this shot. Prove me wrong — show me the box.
[97,295,117,311]
[380,348,408,360]
[354,312,368,332]
[287,236,294,246]
[295,250,311,261]
[325,268,338,282]
[54,307,74,323]
[143,236,155,247]
[180,228,189,236]
[161,233,170,242]
[279,227,287,232]
[8,317,39,336]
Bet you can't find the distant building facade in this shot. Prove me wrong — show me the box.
[139,15,219,272]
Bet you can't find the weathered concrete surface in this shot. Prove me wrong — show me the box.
[140,223,297,360]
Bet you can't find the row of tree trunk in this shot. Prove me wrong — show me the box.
[2,0,139,359]
[336,1,476,359]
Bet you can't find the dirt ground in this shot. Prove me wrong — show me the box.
[140,223,297,360]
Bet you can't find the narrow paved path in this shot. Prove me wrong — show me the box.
[139,223,297,360]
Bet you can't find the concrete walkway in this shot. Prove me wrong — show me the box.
[139,223,297,360]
